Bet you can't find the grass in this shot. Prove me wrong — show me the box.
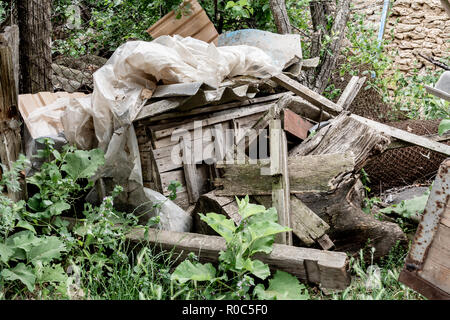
[310,242,424,300]
[34,241,423,300]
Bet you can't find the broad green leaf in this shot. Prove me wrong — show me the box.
[61,149,105,180]
[380,189,430,221]
[238,202,266,221]
[171,260,217,284]
[15,220,36,234]
[243,259,270,280]
[0,242,14,264]
[248,207,278,224]
[249,236,274,256]
[6,231,41,260]
[199,213,236,243]
[49,201,71,216]
[1,263,36,292]
[36,264,68,284]
[225,1,236,10]
[27,194,41,211]
[28,236,66,265]
[438,118,450,136]
[254,271,310,300]
[248,221,291,242]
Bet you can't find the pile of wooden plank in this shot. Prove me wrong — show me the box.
[131,64,450,291]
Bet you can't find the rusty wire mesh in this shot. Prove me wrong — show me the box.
[364,119,448,194]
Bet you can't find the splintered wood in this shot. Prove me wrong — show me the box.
[399,159,450,299]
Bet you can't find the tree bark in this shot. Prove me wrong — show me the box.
[0,45,24,201]
[289,113,407,259]
[269,0,292,34]
[307,0,351,93]
[17,0,53,93]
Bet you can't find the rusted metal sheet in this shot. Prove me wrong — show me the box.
[399,158,450,299]
[283,108,313,140]
[147,0,218,45]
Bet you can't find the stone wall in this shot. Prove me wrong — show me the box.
[352,0,449,74]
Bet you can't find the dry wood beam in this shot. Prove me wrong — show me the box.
[272,73,343,115]
[255,195,334,250]
[351,114,450,156]
[337,76,366,110]
[386,132,450,150]
[126,227,350,290]
[153,103,273,139]
[214,153,355,195]
[182,139,200,204]
[269,119,292,245]
[134,93,286,123]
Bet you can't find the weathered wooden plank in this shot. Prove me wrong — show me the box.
[290,196,331,241]
[400,159,450,299]
[154,103,273,139]
[214,153,355,195]
[0,44,23,201]
[386,132,450,150]
[126,228,351,289]
[419,223,450,294]
[272,73,343,115]
[182,140,200,204]
[351,114,450,156]
[336,76,366,110]
[254,195,333,249]
[270,120,292,245]
[142,93,288,123]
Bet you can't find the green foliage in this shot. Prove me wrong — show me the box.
[170,195,306,300]
[26,138,103,221]
[167,180,182,201]
[254,270,309,300]
[0,1,6,23]
[331,9,449,121]
[380,188,430,221]
[0,139,136,298]
[52,0,183,57]
[438,118,450,136]
[317,244,424,300]
[171,260,218,284]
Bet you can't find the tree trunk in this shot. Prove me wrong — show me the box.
[269,0,292,34]
[289,113,407,259]
[0,44,24,201]
[17,0,53,93]
[307,0,351,93]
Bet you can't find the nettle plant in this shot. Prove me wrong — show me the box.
[0,138,139,298]
[170,196,310,300]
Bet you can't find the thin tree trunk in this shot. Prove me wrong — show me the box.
[269,0,292,34]
[17,0,53,93]
[307,0,351,94]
